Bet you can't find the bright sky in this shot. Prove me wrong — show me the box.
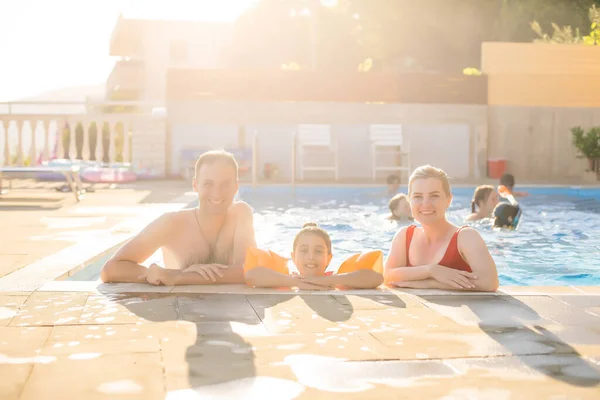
[0,0,258,102]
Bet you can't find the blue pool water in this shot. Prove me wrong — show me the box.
[69,186,600,286]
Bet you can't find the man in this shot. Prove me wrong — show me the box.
[100,150,256,286]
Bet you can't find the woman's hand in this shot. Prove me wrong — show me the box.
[429,265,478,289]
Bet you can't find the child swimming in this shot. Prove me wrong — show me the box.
[244,222,383,290]
[466,185,499,221]
[387,193,414,221]
[493,185,522,229]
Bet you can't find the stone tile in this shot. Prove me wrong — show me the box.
[370,324,596,360]
[49,321,196,342]
[79,293,178,325]
[552,295,600,308]
[248,295,357,334]
[0,291,33,296]
[164,356,303,398]
[42,325,160,356]
[246,332,384,364]
[510,296,600,327]
[277,355,600,399]
[19,353,165,400]
[498,286,583,295]
[390,287,498,296]
[283,355,460,393]
[332,293,424,310]
[170,284,292,295]
[193,321,272,337]
[353,307,469,333]
[0,295,28,327]
[35,281,100,293]
[9,292,89,327]
[446,354,600,393]
[0,254,28,279]
[95,283,174,294]
[418,295,554,328]
[309,288,393,296]
[532,325,600,357]
[177,294,261,324]
[0,364,34,400]
[586,307,600,317]
[577,287,600,295]
[0,327,52,356]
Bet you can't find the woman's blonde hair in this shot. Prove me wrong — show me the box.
[408,165,451,196]
[471,185,494,213]
[293,222,332,254]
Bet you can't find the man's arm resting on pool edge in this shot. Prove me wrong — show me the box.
[100,214,173,283]
[147,264,245,286]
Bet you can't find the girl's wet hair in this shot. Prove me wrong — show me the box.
[293,222,332,254]
[471,185,495,213]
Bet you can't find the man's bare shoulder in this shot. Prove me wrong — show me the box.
[228,201,253,219]
[152,209,195,230]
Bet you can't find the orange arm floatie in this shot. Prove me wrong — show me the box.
[243,248,289,275]
[337,250,384,275]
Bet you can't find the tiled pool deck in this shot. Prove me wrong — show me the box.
[1,182,599,399]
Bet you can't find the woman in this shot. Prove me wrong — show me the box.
[384,165,499,292]
[465,185,499,221]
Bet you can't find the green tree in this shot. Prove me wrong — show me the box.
[532,4,600,44]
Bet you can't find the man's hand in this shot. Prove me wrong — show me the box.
[138,263,167,286]
[183,264,228,282]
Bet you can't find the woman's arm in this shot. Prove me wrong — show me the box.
[457,228,499,292]
[383,227,434,284]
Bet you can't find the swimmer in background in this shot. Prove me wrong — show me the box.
[465,185,499,222]
[244,222,383,290]
[386,174,401,196]
[499,173,529,198]
[493,184,522,229]
[492,203,522,229]
[387,193,414,222]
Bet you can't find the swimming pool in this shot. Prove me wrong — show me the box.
[68,186,600,286]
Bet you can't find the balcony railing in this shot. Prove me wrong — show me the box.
[0,102,151,167]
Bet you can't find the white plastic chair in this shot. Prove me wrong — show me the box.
[297,124,338,181]
[370,124,410,181]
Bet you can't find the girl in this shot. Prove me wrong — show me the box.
[384,165,499,292]
[244,222,383,290]
[465,185,499,221]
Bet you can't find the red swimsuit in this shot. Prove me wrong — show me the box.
[405,225,472,272]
